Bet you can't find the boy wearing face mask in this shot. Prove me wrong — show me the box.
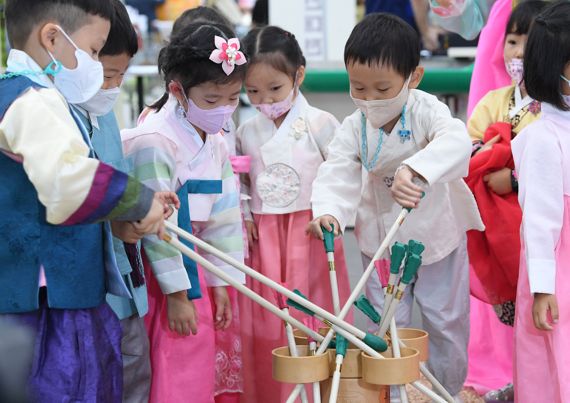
[0,0,174,401]
[71,2,155,402]
[309,13,483,401]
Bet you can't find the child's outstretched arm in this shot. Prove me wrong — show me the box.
[400,100,472,187]
[513,126,564,330]
[310,117,363,239]
[0,88,160,229]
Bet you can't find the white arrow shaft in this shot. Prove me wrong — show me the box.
[165,221,365,343]
[288,209,409,402]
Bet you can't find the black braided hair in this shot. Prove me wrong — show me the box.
[242,25,306,80]
[150,21,246,111]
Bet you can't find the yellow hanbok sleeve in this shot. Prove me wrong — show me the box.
[467,86,514,142]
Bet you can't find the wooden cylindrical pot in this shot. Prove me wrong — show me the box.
[397,328,429,362]
[328,348,362,378]
[361,347,420,386]
[320,377,389,403]
[272,345,331,384]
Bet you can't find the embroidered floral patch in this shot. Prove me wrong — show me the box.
[256,163,301,207]
[528,100,541,115]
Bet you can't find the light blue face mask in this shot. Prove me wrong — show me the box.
[562,74,570,86]
[0,59,62,80]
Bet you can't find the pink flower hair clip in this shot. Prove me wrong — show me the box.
[209,35,247,76]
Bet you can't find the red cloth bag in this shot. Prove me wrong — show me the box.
[466,122,521,304]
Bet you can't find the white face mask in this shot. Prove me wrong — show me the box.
[47,26,104,104]
[350,76,412,129]
[77,86,121,116]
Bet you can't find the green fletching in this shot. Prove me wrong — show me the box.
[321,225,335,253]
[354,296,381,324]
[407,240,425,258]
[390,242,407,274]
[335,334,348,356]
[294,289,309,300]
[286,289,314,316]
[363,333,388,352]
[401,254,422,284]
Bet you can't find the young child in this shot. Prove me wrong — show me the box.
[464,2,546,399]
[71,1,156,402]
[511,2,570,401]
[236,25,352,402]
[0,0,169,401]
[141,9,248,403]
[171,9,249,403]
[121,21,247,403]
[308,13,483,401]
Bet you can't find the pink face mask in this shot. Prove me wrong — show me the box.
[252,87,296,121]
[178,84,237,134]
[507,58,524,85]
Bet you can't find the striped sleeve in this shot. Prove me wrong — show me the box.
[193,157,246,286]
[122,132,191,294]
[0,87,154,225]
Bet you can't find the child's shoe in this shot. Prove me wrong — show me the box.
[484,383,514,402]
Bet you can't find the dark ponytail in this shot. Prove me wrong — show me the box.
[150,21,246,111]
[242,25,306,80]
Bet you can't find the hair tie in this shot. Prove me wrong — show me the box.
[209,36,247,75]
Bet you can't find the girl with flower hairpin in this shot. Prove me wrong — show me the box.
[121,22,247,403]
[236,26,352,402]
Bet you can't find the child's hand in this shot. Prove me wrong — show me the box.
[306,215,340,240]
[111,221,143,244]
[484,168,513,195]
[246,220,258,244]
[166,290,198,336]
[155,191,181,218]
[392,165,424,209]
[475,134,501,155]
[133,197,167,238]
[533,293,559,331]
[212,286,232,330]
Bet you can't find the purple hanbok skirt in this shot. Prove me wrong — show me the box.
[2,290,122,402]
